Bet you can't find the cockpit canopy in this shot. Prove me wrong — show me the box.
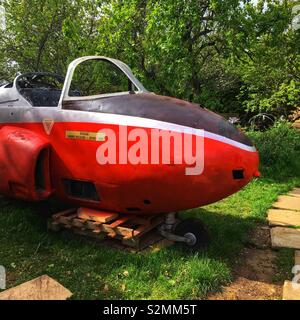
[0,56,147,108]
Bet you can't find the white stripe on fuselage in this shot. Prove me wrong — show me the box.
[0,107,257,152]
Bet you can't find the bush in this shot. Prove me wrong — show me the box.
[246,121,300,177]
[243,80,300,117]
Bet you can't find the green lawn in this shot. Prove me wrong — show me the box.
[0,175,298,299]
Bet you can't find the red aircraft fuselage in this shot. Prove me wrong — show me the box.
[0,57,259,216]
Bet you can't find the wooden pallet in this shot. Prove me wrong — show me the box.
[47,207,165,250]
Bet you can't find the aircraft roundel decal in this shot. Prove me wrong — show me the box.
[43,119,54,135]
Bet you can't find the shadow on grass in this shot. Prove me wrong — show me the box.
[8,197,258,260]
[0,171,299,299]
[0,197,261,298]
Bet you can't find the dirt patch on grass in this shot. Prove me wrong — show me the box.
[207,225,283,300]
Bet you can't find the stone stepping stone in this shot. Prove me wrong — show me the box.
[267,209,300,227]
[0,275,72,300]
[271,227,300,249]
[273,195,300,211]
[289,188,300,198]
[283,281,300,300]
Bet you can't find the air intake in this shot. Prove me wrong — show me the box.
[232,169,245,180]
[63,179,100,201]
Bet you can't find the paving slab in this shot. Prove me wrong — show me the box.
[267,209,300,227]
[272,195,300,211]
[0,275,72,300]
[271,227,300,249]
[283,281,300,300]
[289,188,300,198]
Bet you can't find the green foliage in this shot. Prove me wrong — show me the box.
[244,80,300,115]
[0,2,300,299]
[0,0,101,77]
[0,0,299,114]
[247,121,300,176]
[228,1,300,116]
[92,0,244,112]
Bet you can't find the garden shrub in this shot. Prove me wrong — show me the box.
[246,121,300,177]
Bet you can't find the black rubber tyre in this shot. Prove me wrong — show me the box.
[174,218,210,251]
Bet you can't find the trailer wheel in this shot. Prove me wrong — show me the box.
[174,218,210,251]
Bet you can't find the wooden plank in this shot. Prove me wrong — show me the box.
[122,237,140,248]
[132,224,147,237]
[48,210,166,250]
[0,275,72,300]
[116,226,138,238]
[267,209,300,227]
[101,223,116,235]
[100,221,136,238]
[72,218,85,228]
[85,220,102,230]
[78,208,118,223]
[131,216,164,238]
[122,216,164,245]
[58,214,77,225]
[52,208,76,219]
[109,216,131,228]
[273,195,300,211]
[118,216,164,239]
[283,281,300,300]
[271,227,300,249]
[73,228,106,240]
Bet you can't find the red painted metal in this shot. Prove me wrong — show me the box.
[0,126,52,200]
[0,121,259,215]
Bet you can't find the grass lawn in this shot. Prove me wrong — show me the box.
[0,175,298,299]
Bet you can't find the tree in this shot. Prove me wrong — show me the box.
[0,0,299,118]
[221,0,300,116]
[94,0,243,112]
[0,0,102,79]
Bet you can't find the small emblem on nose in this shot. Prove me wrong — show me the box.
[43,119,54,135]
